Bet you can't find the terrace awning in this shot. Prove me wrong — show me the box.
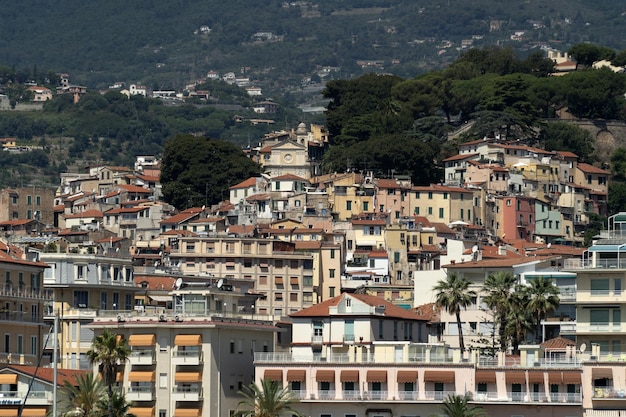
[396,370,418,383]
[128,334,156,347]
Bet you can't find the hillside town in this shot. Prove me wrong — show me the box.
[0,118,622,417]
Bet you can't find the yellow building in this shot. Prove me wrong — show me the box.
[410,184,474,224]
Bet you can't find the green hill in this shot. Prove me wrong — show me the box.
[0,0,624,94]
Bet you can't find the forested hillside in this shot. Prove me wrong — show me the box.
[0,0,624,94]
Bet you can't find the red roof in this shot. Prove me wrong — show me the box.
[540,336,576,350]
[160,229,198,237]
[412,184,473,193]
[374,179,400,188]
[117,184,152,194]
[412,303,440,322]
[246,193,270,202]
[64,209,103,219]
[290,293,429,321]
[442,153,479,162]
[134,275,177,291]
[577,163,609,175]
[160,211,200,225]
[7,365,89,386]
[272,174,309,182]
[226,224,256,236]
[230,177,259,189]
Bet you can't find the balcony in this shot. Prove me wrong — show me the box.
[363,391,388,400]
[593,387,626,399]
[397,391,419,400]
[171,386,203,402]
[575,323,626,334]
[126,386,154,402]
[423,390,456,400]
[128,350,155,366]
[172,350,202,366]
[0,391,51,405]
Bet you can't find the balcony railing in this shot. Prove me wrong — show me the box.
[424,390,456,400]
[397,391,419,400]
[593,387,626,399]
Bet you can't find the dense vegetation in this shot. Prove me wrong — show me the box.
[0,0,625,96]
[322,46,626,184]
[160,134,261,209]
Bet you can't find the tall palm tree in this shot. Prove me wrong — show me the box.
[482,271,517,352]
[236,379,303,417]
[59,372,106,417]
[527,276,560,342]
[86,329,130,417]
[95,389,135,417]
[434,273,476,351]
[436,394,487,417]
[506,285,534,353]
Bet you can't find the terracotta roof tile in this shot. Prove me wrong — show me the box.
[7,365,90,386]
[290,293,428,321]
[230,177,260,189]
[577,163,609,175]
[540,336,576,350]
[64,209,103,219]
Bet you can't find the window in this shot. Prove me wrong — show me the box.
[428,207,433,215]
[31,336,37,355]
[477,383,487,393]
[36,196,41,205]
[394,252,400,263]
[290,293,298,302]
[74,291,88,308]
[303,276,313,286]
[303,292,313,302]
[346,201,352,210]
[428,192,433,199]
[590,309,609,325]
[330,249,335,259]
[591,279,610,296]
[363,201,369,211]
[329,287,335,297]
[329,269,335,278]
[438,208,444,218]
[443,193,448,199]
[27,195,32,205]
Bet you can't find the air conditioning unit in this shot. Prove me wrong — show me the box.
[158,314,167,322]
[174,315,184,322]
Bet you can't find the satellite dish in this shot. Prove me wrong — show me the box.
[174,277,183,290]
[472,245,479,253]
[580,343,587,353]
[154,261,159,267]
[216,278,224,289]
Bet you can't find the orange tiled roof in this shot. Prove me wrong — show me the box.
[230,177,259,189]
[442,153,479,162]
[64,209,103,219]
[577,163,609,175]
[541,336,576,350]
[117,184,152,193]
[226,224,256,236]
[412,303,440,322]
[134,276,177,291]
[7,365,89,386]
[290,293,429,321]
[272,173,309,181]
[294,241,322,250]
